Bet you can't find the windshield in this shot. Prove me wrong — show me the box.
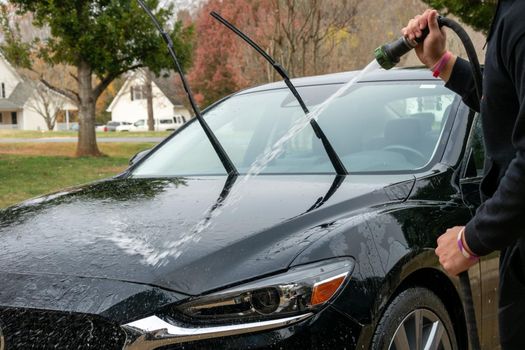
[132,81,456,176]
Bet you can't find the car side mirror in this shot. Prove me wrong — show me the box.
[129,149,151,166]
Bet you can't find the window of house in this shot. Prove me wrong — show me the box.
[131,85,146,101]
[11,112,17,125]
[1,83,5,98]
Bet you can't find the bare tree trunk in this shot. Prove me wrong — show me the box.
[145,70,154,131]
[76,60,102,157]
[44,110,54,131]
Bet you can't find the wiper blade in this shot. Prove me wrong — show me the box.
[211,11,347,175]
[305,175,345,213]
[137,0,238,176]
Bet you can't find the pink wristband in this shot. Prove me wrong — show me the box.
[431,51,452,78]
[457,228,479,261]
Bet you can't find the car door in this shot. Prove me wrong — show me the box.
[460,113,500,349]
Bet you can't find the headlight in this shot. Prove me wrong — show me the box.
[173,258,354,324]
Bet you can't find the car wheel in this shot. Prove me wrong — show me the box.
[371,287,458,350]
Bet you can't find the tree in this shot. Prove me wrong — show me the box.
[188,0,249,107]
[145,70,155,131]
[421,0,497,34]
[189,0,359,108]
[267,0,359,78]
[1,0,193,156]
[25,82,66,130]
[16,56,78,130]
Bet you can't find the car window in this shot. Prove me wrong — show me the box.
[108,121,120,126]
[465,114,485,177]
[160,119,173,124]
[316,82,456,172]
[134,120,145,127]
[132,82,457,177]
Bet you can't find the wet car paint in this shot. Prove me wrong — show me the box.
[0,69,497,349]
[0,174,413,298]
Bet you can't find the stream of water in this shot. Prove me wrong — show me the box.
[148,60,382,265]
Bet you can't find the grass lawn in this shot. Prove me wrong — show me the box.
[0,142,155,208]
[0,130,171,139]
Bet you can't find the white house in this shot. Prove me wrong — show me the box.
[107,69,191,126]
[0,53,77,130]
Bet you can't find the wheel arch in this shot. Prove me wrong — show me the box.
[374,254,468,350]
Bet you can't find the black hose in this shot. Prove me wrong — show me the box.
[459,271,482,350]
[440,17,483,350]
[439,17,483,102]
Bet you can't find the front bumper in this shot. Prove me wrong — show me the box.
[0,306,362,350]
[123,306,362,350]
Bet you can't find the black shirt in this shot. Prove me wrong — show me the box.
[445,0,525,256]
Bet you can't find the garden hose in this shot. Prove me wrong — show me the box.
[376,16,483,350]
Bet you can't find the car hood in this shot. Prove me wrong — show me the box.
[0,175,413,296]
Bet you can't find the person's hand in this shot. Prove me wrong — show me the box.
[435,226,478,276]
[402,9,447,68]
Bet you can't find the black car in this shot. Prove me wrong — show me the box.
[0,68,498,350]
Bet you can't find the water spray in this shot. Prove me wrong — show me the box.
[376,16,483,350]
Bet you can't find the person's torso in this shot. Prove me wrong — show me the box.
[482,0,524,185]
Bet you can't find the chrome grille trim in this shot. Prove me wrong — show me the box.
[122,313,313,350]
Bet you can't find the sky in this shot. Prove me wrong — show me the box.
[170,0,203,11]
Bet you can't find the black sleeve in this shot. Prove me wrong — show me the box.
[445,57,481,112]
[464,35,525,255]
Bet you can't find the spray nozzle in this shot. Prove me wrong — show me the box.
[375,16,444,70]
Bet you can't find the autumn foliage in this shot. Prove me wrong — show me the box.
[189,0,360,108]
[187,0,489,109]
[188,0,256,107]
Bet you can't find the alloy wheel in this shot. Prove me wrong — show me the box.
[388,308,452,350]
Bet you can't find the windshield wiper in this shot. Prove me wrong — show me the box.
[211,12,347,175]
[137,0,238,176]
[305,175,345,213]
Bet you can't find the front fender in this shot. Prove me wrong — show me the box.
[291,202,472,324]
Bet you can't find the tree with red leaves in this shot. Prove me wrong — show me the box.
[189,0,360,108]
[188,0,250,107]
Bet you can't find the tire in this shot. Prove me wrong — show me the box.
[371,287,458,350]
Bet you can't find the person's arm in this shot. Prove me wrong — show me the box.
[444,57,481,113]
[403,10,480,112]
[464,34,525,255]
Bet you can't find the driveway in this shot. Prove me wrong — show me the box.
[0,137,164,143]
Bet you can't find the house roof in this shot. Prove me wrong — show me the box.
[8,80,34,106]
[0,99,22,110]
[107,69,186,112]
[152,72,184,107]
[0,80,34,110]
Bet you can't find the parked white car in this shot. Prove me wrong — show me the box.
[115,122,134,132]
[107,121,132,132]
[125,118,178,132]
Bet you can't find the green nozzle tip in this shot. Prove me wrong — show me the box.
[374,46,395,70]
